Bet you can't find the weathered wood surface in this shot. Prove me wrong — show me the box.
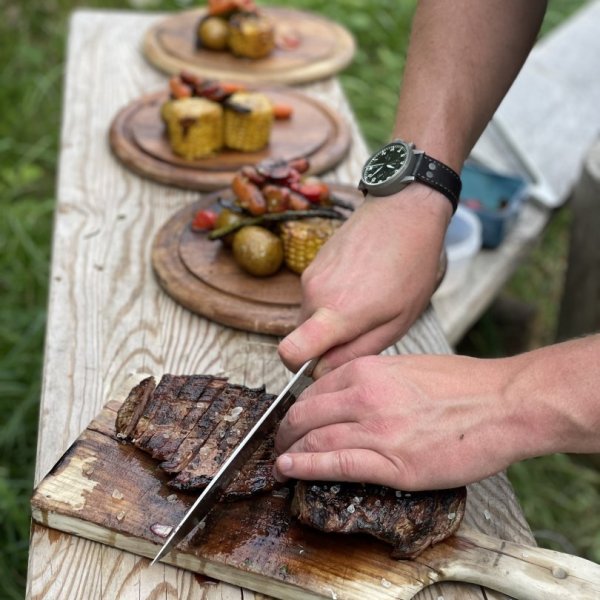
[109,88,352,191]
[31,396,600,600]
[557,139,600,341]
[28,10,535,600]
[143,7,356,85]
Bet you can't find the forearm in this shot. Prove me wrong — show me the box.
[394,0,547,172]
[507,334,600,459]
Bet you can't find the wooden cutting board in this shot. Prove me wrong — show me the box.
[143,7,356,85]
[109,88,351,191]
[152,185,362,335]
[30,381,600,600]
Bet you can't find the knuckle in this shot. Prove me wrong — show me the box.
[334,451,357,480]
[285,404,304,432]
[301,430,322,453]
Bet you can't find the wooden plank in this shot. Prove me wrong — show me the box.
[28,9,535,600]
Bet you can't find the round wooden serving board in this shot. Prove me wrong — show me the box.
[143,7,356,85]
[152,185,362,335]
[109,88,351,191]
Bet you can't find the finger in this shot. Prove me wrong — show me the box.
[284,422,375,455]
[275,390,357,454]
[278,307,384,373]
[315,313,417,377]
[274,449,406,488]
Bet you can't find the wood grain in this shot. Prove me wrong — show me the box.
[29,10,535,600]
[143,7,356,85]
[32,397,600,599]
[152,186,359,335]
[109,88,351,191]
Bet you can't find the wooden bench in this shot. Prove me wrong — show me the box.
[26,10,537,600]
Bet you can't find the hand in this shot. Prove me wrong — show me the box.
[274,354,527,491]
[278,184,452,378]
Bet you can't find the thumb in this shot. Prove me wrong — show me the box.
[278,307,359,372]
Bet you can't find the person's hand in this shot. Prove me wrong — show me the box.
[278,184,452,378]
[274,353,530,491]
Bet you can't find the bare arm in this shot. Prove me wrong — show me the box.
[278,0,548,377]
[274,335,600,490]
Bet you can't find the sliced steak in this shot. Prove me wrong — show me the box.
[137,375,224,460]
[223,436,280,501]
[115,376,156,439]
[292,481,467,559]
[159,382,245,474]
[169,386,271,490]
[131,375,188,443]
[152,376,229,461]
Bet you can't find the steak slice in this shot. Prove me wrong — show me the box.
[152,376,229,462]
[136,375,223,460]
[292,481,467,559]
[159,382,244,474]
[169,386,272,490]
[223,436,280,501]
[115,376,156,439]
[131,375,188,443]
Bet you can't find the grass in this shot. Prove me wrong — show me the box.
[0,0,597,597]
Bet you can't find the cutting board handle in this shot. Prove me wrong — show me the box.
[430,529,600,600]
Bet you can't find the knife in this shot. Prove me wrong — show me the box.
[151,358,318,565]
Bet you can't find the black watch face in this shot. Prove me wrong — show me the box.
[362,142,410,186]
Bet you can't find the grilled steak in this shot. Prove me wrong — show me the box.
[116,374,466,558]
[116,374,280,498]
[292,480,466,559]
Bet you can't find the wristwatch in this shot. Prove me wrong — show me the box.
[358,139,461,213]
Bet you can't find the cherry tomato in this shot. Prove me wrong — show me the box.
[192,209,218,231]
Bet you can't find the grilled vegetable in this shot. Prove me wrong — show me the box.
[161,98,223,159]
[232,226,283,277]
[208,207,345,240]
[214,208,244,246]
[191,209,218,231]
[224,92,274,152]
[279,218,341,274]
[228,13,275,59]
[197,16,230,50]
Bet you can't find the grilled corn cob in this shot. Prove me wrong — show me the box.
[161,97,223,159]
[224,92,273,152]
[228,13,275,59]
[279,218,341,274]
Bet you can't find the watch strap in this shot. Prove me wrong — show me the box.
[414,153,461,213]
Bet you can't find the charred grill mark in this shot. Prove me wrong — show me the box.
[131,375,188,443]
[159,383,248,474]
[223,436,280,501]
[137,375,220,460]
[169,387,272,491]
[151,377,229,461]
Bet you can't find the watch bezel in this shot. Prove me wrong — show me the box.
[359,140,421,197]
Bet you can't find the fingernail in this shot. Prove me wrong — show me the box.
[314,363,331,379]
[278,454,293,473]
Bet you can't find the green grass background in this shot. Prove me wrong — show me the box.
[1,0,598,597]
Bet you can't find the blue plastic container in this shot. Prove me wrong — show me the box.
[459,162,527,249]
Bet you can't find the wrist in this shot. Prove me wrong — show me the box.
[504,337,600,459]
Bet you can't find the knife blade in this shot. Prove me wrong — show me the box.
[151,358,318,565]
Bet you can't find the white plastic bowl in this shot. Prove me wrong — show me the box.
[436,204,482,297]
